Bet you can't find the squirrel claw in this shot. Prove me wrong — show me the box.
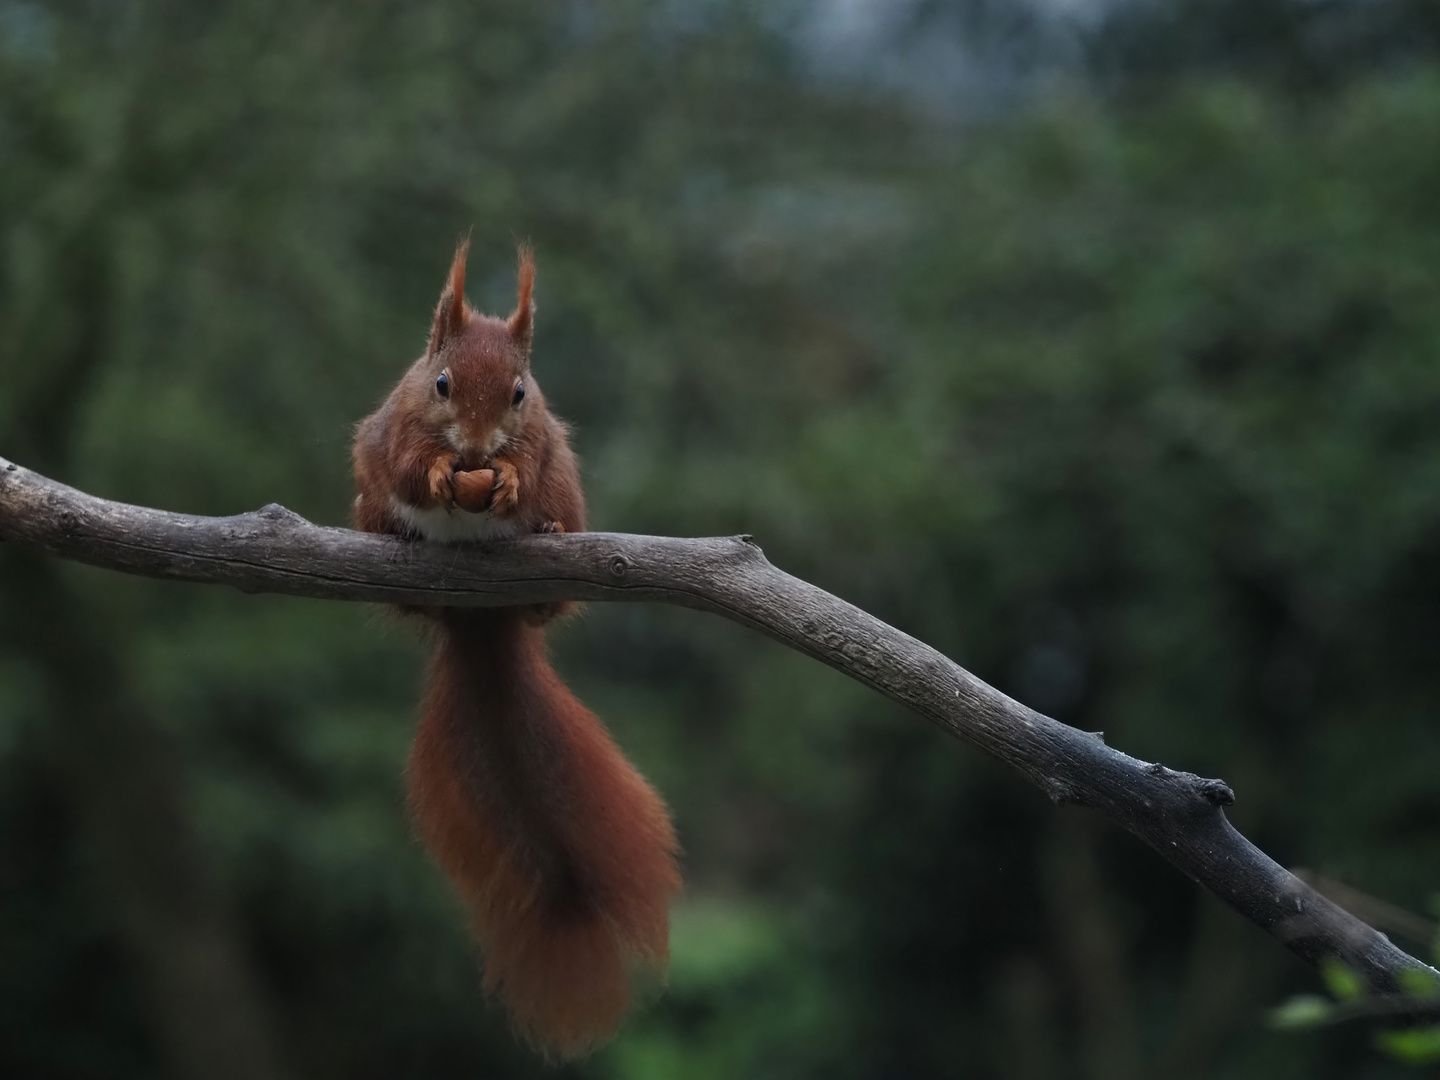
[491,460,520,516]
[427,457,456,507]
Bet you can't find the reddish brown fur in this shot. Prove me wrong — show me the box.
[352,242,681,1058]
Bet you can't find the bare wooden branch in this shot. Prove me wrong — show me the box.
[2,454,1435,1000]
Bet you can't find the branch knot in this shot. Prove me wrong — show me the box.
[257,503,306,525]
[1196,777,1236,806]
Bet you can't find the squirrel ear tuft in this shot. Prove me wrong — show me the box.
[428,239,470,355]
[506,243,535,353]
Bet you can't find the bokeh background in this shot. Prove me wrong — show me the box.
[3,1,1440,1077]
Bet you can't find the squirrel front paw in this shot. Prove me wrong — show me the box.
[490,460,520,516]
[427,456,457,507]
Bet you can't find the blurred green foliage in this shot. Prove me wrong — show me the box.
[3,2,1440,1078]
[1272,907,1440,1066]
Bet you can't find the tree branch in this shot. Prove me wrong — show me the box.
[1,454,1434,998]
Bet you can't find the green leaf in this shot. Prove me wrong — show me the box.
[1376,1026,1440,1064]
[1268,995,1335,1030]
[1322,960,1367,1001]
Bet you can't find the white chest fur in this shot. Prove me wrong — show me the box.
[391,497,526,543]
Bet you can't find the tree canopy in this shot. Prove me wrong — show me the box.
[3,2,1440,1078]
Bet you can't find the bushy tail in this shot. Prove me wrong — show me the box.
[408,608,681,1059]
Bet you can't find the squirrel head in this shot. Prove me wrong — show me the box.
[413,239,537,464]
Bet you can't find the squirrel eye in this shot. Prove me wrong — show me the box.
[512,381,525,407]
[435,371,450,399]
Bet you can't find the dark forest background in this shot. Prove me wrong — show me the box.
[3,1,1440,1077]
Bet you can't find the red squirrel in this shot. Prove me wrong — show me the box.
[351,241,681,1058]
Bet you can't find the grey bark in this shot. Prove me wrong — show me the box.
[1,454,1434,1000]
